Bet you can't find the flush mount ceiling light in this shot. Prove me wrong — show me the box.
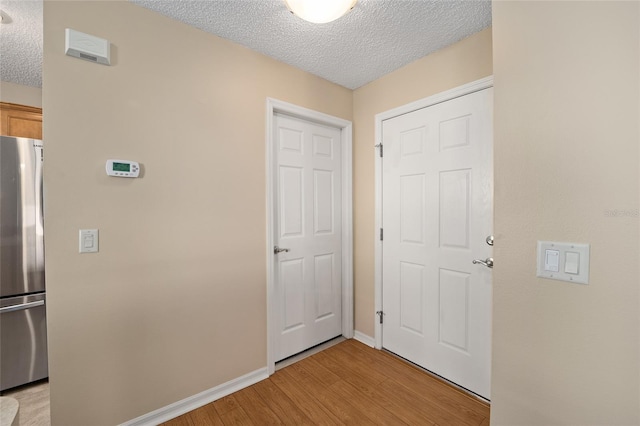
[285,0,357,24]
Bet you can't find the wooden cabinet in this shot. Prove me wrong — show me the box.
[0,102,43,139]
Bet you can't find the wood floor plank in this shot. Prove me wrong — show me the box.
[358,378,438,426]
[294,354,342,387]
[311,342,406,404]
[219,407,255,425]
[188,403,225,426]
[288,360,393,425]
[213,395,241,416]
[231,387,283,425]
[310,350,380,401]
[161,340,489,425]
[251,378,315,425]
[269,370,342,425]
[160,414,194,426]
[344,339,489,422]
[374,376,480,426]
[325,343,391,384]
[377,350,489,421]
[312,346,386,388]
[328,379,409,425]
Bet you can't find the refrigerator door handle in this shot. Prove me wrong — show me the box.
[0,300,45,314]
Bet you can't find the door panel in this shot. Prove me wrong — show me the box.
[440,169,471,248]
[382,88,493,399]
[313,170,334,234]
[400,174,425,244]
[281,258,305,331]
[438,268,470,352]
[274,114,342,361]
[279,166,304,238]
[399,261,424,334]
[314,253,334,319]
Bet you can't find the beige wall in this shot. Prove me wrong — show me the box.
[43,1,351,424]
[0,81,42,107]
[352,28,493,336]
[43,1,640,424]
[492,2,639,424]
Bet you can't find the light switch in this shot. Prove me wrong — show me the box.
[537,241,590,284]
[79,229,98,253]
[564,251,579,274]
[544,249,560,272]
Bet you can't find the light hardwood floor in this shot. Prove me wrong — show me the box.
[162,339,490,425]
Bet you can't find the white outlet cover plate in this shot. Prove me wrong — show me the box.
[536,241,590,285]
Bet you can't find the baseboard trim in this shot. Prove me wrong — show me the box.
[120,367,269,426]
[353,331,375,348]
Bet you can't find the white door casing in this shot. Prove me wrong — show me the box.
[375,78,493,399]
[266,99,353,375]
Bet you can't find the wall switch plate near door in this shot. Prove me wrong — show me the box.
[536,241,589,284]
[79,229,99,253]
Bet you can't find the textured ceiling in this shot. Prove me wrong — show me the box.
[131,0,492,89]
[0,0,491,90]
[0,0,43,88]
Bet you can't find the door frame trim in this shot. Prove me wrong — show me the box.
[373,76,494,349]
[266,98,353,375]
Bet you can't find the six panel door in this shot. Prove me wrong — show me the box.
[382,88,493,398]
[274,113,343,361]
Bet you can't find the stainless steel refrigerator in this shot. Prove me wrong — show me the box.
[0,136,47,391]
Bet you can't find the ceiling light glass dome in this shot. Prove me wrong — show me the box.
[285,0,357,24]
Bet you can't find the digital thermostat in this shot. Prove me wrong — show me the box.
[106,160,140,178]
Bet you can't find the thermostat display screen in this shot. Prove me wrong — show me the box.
[112,162,130,172]
[106,159,140,178]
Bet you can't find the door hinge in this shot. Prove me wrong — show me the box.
[380,228,383,241]
[375,143,383,157]
[376,310,384,324]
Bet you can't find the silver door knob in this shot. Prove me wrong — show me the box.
[274,246,290,254]
[486,235,494,246]
[472,257,494,268]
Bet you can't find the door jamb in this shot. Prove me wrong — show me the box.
[373,76,494,349]
[266,98,353,375]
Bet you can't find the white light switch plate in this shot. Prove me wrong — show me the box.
[79,229,99,253]
[537,241,589,284]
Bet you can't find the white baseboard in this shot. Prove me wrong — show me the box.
[120,367,269,426]
[353,331,375,348]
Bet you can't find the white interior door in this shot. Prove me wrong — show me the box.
[382,88,493,398]
[274,113,342,362]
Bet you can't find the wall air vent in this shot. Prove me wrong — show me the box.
[65,28,111,66]
[79,53,98,62]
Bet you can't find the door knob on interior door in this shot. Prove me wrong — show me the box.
[472,257,494,268]
[274,246,290,254]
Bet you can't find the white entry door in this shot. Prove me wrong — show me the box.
[273,113,343,361]
[382,88,493,398]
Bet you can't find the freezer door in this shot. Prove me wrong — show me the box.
[0,293,49,391]
[0,136,45,297]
